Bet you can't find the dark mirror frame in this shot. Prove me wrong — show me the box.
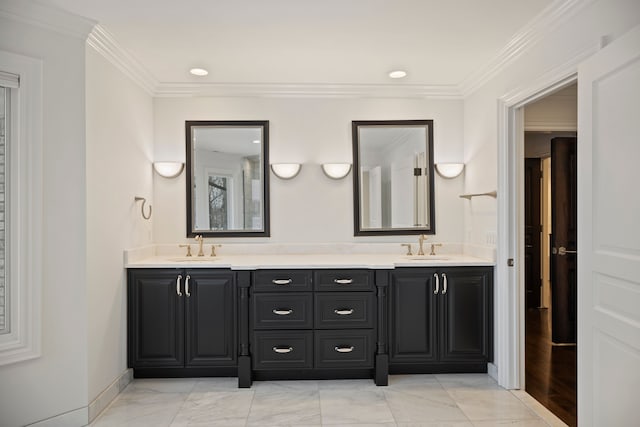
[185,120,270,238]
[352,119,435,236]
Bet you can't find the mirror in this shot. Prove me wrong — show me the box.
[186,120,270,237]
[352,120,435,236]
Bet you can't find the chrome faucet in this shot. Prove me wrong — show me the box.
[417,234,428,256]
[194,235,204,256]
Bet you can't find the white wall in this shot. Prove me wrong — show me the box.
[154,97,465,245]
[0,13,90,427]
[463,0,640,249]
[463,0,640,385]
[85,47,154,404]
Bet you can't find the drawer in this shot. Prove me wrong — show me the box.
[252,293,313,329]
[314,330,374,368]
[314,270,374,292]
[253,270,312,292]
[253,331,313,370]
[314,292,375,329]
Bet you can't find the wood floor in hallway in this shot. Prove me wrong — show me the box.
[525,307,577,426]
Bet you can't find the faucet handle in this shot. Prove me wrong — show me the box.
[179,244,192,257]
[210,244,222,257]
[400,243,413,256]
[430,243,443,256]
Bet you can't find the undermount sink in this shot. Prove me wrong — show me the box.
[404,256,450,261]
[167,257,219,262]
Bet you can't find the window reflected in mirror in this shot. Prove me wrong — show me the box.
[186,121,270,237]
[352,120,435,236]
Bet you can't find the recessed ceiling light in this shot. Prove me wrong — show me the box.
[190,68,209,76]
[389,70,407,79]
[252,139,261,144]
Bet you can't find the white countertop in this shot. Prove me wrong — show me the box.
[125,253,494,270]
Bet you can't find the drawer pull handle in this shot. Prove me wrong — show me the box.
[334,278,353,284]
[176,275,183,296]
[272,279,293,285]
[272,309,293,315]
[334,346,355,353]
[272,346,293,354]
[334,308,354,315]
[433,273,439,294]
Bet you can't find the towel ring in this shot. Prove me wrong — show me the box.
[134,196,152,220]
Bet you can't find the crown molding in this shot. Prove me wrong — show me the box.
[524,121,577,132]
[153,82,462,99]
[86,0,595,99]
[87,25,461,99]
[459,0,595,97]
[0,0,95,40]
[87,25,158,95]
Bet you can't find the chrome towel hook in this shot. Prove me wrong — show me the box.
[134,196,152,220]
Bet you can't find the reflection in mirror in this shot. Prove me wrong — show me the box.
[186,121,270,237]
[352,120,435,236]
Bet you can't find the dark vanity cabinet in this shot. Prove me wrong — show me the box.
[389,267,493,373]
[127,264,493,384]
[242,269,387,386]
[128,269,237,377]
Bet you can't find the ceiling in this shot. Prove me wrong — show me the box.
[36,0,554,94]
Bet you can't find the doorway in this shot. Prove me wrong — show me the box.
[523,84,577,426]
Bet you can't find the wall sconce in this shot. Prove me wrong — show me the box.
[321,163,352,180]
[153,161,184,178]
[435,163,464,179]
[271,163,302,180]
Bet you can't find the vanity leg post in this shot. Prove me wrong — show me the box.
[375,271,389,386]
[237,272,252,388]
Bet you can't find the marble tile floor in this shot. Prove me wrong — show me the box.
[90,374,567,427]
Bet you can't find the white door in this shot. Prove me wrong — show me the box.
[577,25,640,425]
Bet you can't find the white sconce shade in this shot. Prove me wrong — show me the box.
[321,163,352,179]
[154,162,185,178]
[271,163,302,180]
[435,163,464,179]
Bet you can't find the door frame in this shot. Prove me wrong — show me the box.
[495,46,596,388]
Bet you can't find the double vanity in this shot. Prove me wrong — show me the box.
[126,249,494,388]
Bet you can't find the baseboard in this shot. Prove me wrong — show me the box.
[26,407,88,427]
[88,368,133,423]
[487,362,498,382]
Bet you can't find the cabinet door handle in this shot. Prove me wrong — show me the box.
[334,308,354,315]
[433,273,439,294]
[272,278,292,285]
[185,275,191,297]
[272,309,293,315]
[334,278,353,284]
[272,346,293,354]
[441,273,447,295]
[334,346,355,353]
[176,275,183,296]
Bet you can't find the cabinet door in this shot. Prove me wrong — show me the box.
[185,270,237,366]
[128,269,184,367]
[439,268,492,363]
[389,269,437,364]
